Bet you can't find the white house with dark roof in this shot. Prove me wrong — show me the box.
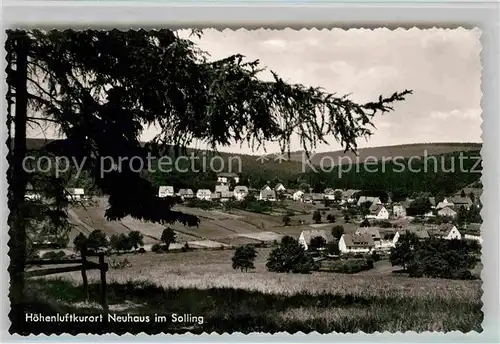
[299,229,334,250]
[219,190,234,202]
[436,198,454,210]
[366,205,389,220]
[274,183,286,192]
[392,204,407,218]
[393,228,430,245]
[259,188,277,201]
[338,233,375,253]
[432,223,461,240]
[233,185,249,201]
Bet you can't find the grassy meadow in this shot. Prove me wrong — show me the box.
[24,248,483,334]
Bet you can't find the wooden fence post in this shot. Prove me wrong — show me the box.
[99,253,109,319]
[81,250,89,300]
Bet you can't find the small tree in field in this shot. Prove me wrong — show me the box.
[128,230,144,251]
[232,245,257,272]
[331,225,344,241]
[326,213,335,223]
[360,218,371,227]
[87,230,108,252]
[266,236,318,273]
[312,210,322,224]
[309,236,326,250]
[73,233,88,254]
[282,215,291,226]
[161,227,176,250]
[109,234,120,253]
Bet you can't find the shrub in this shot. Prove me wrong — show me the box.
[181,242,191,252]
[128,231,144,251]
[41,251,65,260]
[151,243,162,253]
[331,225,344,241]
[137,247,146,254]
[312,210,321,224]
[309,236,326,250]
[232,244,257,272]
[371,251,380,262]
[87,230,108,251]
[73,233,88,254]
[326,214,335,223]
[161,227,176,251]
[282,215,291,226]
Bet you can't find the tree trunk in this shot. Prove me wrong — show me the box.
[8,32,29,332]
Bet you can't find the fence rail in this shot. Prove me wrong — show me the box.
[25,251,109,314]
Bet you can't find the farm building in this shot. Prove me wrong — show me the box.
[298,229,334,250]
[392,204,407,218]
[211,192,220,201]
[437,207,457,218]
[259,188,277,201]
[355,227,394,250]
[366,205,389,220]
[67,188,85,200]
[310,193,325,202]
[357,196,381,207]
[292,190,304,201]
[338,233,375,254]
[158,186,174,198]
[344,189,360,203]
[216,172,239,185]
[196,189,212,201]
[432,223,461,240]
[233,186,249,201]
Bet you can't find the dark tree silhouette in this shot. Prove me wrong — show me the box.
[232,245,257,272]
[6,29,411,328]
[161,227,177,250]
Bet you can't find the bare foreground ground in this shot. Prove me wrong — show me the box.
[25,248,483,334]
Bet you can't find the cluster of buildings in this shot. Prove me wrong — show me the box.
[299,222,479,254]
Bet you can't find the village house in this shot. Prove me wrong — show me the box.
[259,187,277,202]
[437,206,457,218]
[366,204,389,220]
[216,172,240,185]
[432,223,462,240]
[158,186,174,198]
[292,190,304,201]
[233,185,249,201]
[436,198,453,210]
[311,193,325,202]
[455,187,482,203]
[344,189,360,204]
[324,188,336,200]
[178,189,194,200]
[357,196,381,207]
[219,190,234,202]
[274,183,286,193]
[354,227,394,250]
[392,228,430,245]
[392,204,407,218]
[215,184,230,193]
[449,196,473,210]
[196,189,212,201]
[338,233,375,254]
[211,192,220,201]
[298,229,334,251]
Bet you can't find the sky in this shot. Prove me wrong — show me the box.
[28,28,483,156]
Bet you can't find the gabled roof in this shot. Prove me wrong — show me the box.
[219,190,234,198]
[260,189,276,198]
[398,228,429,239]
[437,206,457,215]
[355,227,381,240]
[434,223,458,236]
[370,204,386,215]
[274,183,285,190]
[342,233,375,247]
[261,184,272,191]
[358,196,380,204]
[300,229,334,244]
[196,189,212,195]
[436,201,454,210]
[310,193,325,200]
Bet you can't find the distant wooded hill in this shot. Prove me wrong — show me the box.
[24,138,481,195]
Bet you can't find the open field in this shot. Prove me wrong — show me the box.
[26,248,483,333]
